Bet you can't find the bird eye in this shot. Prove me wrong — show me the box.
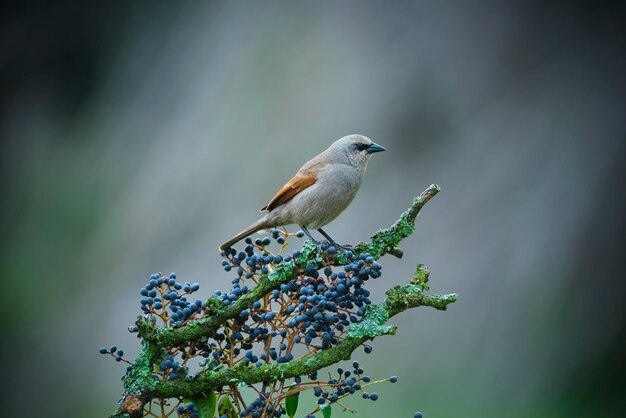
[354,143,369,151]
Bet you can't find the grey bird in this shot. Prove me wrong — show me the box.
[219,134,385,251]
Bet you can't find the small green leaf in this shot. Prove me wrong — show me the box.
[186,392,216,418]
[218,397,237,418]
[285,392,299,418]
[321,403,332,418]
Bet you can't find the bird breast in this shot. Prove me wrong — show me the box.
[270,164,362,229]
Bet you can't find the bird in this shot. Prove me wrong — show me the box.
[219,134,385,252]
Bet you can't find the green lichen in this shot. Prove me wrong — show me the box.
[267,261,296,284]
[355,184,440,258]
[298,240,320,260]
[203,296,223,314]
[418,293,458,310]
[124,341,159,396]
[411,264,430,290]
[385,284,416,312]
[346,304,395,338]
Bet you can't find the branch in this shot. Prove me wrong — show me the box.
[355,183,441,258]
[110,184,452,417]
[139,184,441,349]
[148,267,456,399]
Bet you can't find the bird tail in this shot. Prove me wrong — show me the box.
[219,218,270,251]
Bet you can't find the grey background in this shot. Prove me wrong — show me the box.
[1,1,624,417]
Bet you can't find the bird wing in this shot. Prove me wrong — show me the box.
[261,167,320,211]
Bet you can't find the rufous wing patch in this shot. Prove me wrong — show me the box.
[261,172,317,211]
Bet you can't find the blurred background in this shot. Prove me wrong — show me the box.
[1,1,624,417]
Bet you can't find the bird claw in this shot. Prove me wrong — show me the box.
[305,239,327,252]
[334,243,354,252]
[308,240,350,254]
[325,242,353,254]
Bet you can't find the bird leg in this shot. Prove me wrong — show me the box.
[300,226,325,248]
[317,228,354,252]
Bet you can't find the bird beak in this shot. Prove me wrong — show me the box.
[366,142,386,153]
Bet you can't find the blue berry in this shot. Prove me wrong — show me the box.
[414,413,423,418]
[98,347,108,354]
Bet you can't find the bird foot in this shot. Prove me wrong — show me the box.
[324,241,354,254]
[304,239,327,252]
[307,240,351,254]
[334,243,354,252]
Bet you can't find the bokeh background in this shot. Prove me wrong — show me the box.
[1,1,624,417]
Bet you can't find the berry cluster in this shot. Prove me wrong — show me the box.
[101,230,424,417]
[137,273,204,326]
[311,361,398,408]
[239,394,286,418]
[98,345,133,380]
[176,402,199,418]
[99,345,125,361]
[215,229,382,355]
[160,354,188,381]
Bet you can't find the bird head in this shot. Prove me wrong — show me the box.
[329,134,386,168]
